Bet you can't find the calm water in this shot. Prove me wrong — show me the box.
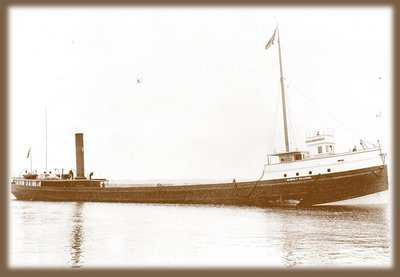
[9,200,391,268]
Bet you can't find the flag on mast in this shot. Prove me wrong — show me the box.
[265,27,277,49]
[26,147,31,158]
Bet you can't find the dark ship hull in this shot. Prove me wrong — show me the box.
[11,164,387,207]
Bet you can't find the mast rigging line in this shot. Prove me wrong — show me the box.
[265,86,281,155]
[282,77,365,140]
[285,88,301,151]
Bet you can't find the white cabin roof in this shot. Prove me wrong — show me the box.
[269,150,309,157]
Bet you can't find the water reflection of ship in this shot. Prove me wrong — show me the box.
[279,208,300,267]
[277,205,389,267]
[70,202,84,268]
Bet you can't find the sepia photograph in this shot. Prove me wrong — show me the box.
[8,5,392,268]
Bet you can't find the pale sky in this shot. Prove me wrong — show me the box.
[9,6,392,181]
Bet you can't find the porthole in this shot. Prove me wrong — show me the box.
[296,172,299,176]
[284,174,287,177]
[327,168,331,172]
[309,171,312,175]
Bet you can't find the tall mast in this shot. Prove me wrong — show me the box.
[277,27,290,152]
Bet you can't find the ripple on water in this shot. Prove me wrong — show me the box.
[10,201,390,268]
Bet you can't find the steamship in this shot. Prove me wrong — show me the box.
[10,27,388,206]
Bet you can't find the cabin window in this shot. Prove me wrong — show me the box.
[318,146,323,154]
[296,172,299,176]
[284,174,287,177]
[309,171,312,175]
[281,157,292,163]
[327,168,331,172]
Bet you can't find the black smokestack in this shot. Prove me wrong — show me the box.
[75,133,86,179]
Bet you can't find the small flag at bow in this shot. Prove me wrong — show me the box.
[265,27,277,49]
[26,147,31,158]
